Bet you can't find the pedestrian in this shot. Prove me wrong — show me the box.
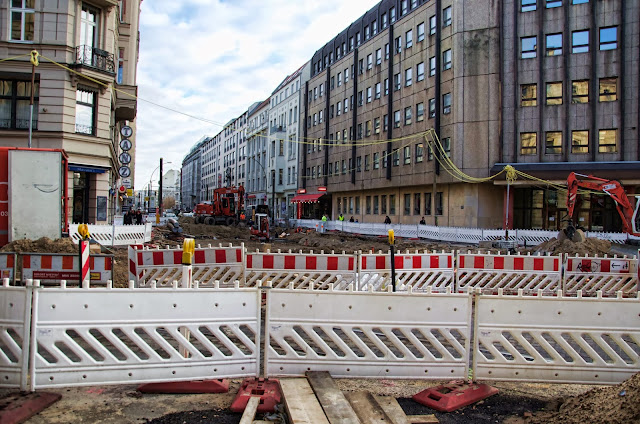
[349,216,354,222]
[419,217,426,225]
[321,214,328,222]
[339,213,344,221]
[123,209,132,225]
[384,215,391,224]
[136,210,143,225]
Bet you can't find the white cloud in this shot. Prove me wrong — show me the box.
[134,0,380,187]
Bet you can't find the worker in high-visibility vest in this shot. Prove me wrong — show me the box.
[338,214,344,221]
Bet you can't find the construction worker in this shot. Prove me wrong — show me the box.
[321,214,328,222]
[240,211,246,221]
[339,213,344,221]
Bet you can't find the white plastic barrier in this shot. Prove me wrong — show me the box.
[473,290,640,385]
[0,279,32,390]
[30,282,260,390]
[69,223,152,246]
[456,252,562,294]
[564,254,638,296]
[264,286,471,379]
[0,252,16,282]
[359,250,454,292]
[21,253,114,285]
[245,250,357,289]
[128,244,245,287]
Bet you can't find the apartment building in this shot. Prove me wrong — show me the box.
[0,0,141,224]
[246,99,270,209]
[181,138,205,211]
[200,134,220,202]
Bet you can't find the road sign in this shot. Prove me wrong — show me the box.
[120,139,132,151]
[118,185,126,194]
[119,151,131,164]
[122,178,132,188]
[118,166,131,178]
[120,126,133,138]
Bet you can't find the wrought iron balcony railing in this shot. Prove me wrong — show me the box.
[75,45,115,74]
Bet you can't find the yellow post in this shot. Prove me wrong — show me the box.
[388,229,396,292]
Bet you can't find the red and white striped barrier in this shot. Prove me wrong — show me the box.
[79,240,90,285]
[21,253,113,285]
[564,254,638,295]
[0,252,16,282]
[456,252,562,294]
[359,251,455,291]
[128,244,245,287]
[245,250,357,289]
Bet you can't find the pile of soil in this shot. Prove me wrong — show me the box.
[524,372,640,423]
[0,237,77,254]
[528,237,612,256]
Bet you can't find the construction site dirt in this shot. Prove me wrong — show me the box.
[1,217,638,423]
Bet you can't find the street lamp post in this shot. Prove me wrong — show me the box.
[148,160,172,214]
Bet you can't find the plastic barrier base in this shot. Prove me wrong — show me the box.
[0,392,62,424]
[412,380,498,412]
[230,378,281,413]
[137,379,229,394]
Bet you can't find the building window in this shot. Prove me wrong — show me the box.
[404,194,411,215]
[600,27,617,50]
[364,155,370,171]
[571,130,589,153]
[521,36,537,58]
[572,0,588,3]
[417,62,425,82]
[429,98,436,118]
[373,152,380,169]
[384,79,389,95]
[546,0,562,8]
[358,91,363,106]
[416,102,424,122]
[385,43,390,60]
[383,114,388,131]
[390,6,396,23]
[429,15,436,35]
[356,156,362,172]
[599,77,617,102]
[405,68,413,86]
[342,160,347,174]
[75,87,96,135]
[546,33,562,56]
[365,120,371,137]
[10,0,35,41]
[390,194,396,215]
[372,20,378,35]
[394,110,401,128]
[424,192,432,215]
[406,30,413,48]
[520,132,537,155]
[375,82,381,99]
[373,196,379,214]
[382,13,388,29]
[443,93,452,114]
[365,25,370,40]
[521,84,537,106]
[546,82,563,105]
[429,56,436,76]
[404,106,412,125]
[441,137,451,157]
[443,6,452,27]
[414,193,421,215]
[367,87,372,103]
[381,195,387,215]
[374,117,381,134]
[572,80,589,103]
[417,22,425,42]
[367,54,373,70]
[345,68,349,83]
[366,196,371,214]
[522,0,537,12]
[435,192,443,215]
[393,149,399,166]
[394,73,401,91]
[416,143,424,163]
[404,145,411,164]
[401,0,408,15]
[0,78,39,130]
[598,129,617,153]
[545,131,562,154]
[443,49,452,70]
[572,30,589,53]
[376,48,382,65]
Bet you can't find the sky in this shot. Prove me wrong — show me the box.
[135,0,381,189]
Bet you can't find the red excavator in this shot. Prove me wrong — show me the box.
[194,186,246,226]
[562,172,640,241]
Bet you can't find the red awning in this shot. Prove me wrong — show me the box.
[291,193,325,203]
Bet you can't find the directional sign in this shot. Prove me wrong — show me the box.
[120,126,133,138]
[120,138,132,151]
[118,166,131,178]
[119,151,131,164]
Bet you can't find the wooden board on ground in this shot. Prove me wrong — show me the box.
[306,371,362,424]
[372,395,411,424]
[239,396,260,424]
[406,415,439,423]
[280,378,330,424]
[345,391,389,424]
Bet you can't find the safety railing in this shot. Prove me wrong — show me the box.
[68,222,152,246]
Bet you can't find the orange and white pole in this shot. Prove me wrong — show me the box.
[78,224,90,288]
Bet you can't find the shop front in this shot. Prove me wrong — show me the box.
[290,193,330,219]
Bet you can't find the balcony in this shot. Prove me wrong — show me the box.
[115,84,137,121]
[270,125,286,134]
[73,46,116,81]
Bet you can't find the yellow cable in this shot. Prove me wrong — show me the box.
[0,53,31,63]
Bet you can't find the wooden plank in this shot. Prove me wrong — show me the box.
[372,395,410,424]
[280,378,330,424]
[306,371,362,424]
[407,415,439,424]
[345,391,389,424]
[239,396,260,424]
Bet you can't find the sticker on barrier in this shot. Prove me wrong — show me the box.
[21,254,113,285]
[0,281,32,390]
[30,284,261,389]
[456,252,562,294]
[129,244,244,287]
[264,286,471,379]
[359,251,454,292]
[245,250,357,289]
[473,290,640,385]
[0,252,16,282]
[564,255,638,296]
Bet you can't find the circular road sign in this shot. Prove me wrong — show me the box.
[119,151,132,164]
[118,185,126,194]
[118,166,131,178]
[120,138,132,151]
[120,126,133,138]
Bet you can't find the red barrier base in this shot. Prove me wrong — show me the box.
[0,392,62,424]
[230,378,281,413]
[137,379,229,394]
[412,380,498,412]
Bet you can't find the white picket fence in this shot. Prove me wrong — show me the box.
[292,220,631,245]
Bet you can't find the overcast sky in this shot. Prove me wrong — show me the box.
[135,0,380,189]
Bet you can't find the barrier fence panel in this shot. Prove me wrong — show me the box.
[245,250,357,289]
[563,255,638,296]
[515,229,556,247]
[264,286,471,379]
[0,252,16,282]
[31,283,261,389]
[359,251,454,292]
[69,223,152,246]
[129,244,245,287]
[456,252,562,294]
[0,279,31,390]
[21,253,114,285]
[473,290,640,385]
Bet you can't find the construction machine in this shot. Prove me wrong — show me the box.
[194,186,246,226]
[250,213,270,242]
[561,172,640,242]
